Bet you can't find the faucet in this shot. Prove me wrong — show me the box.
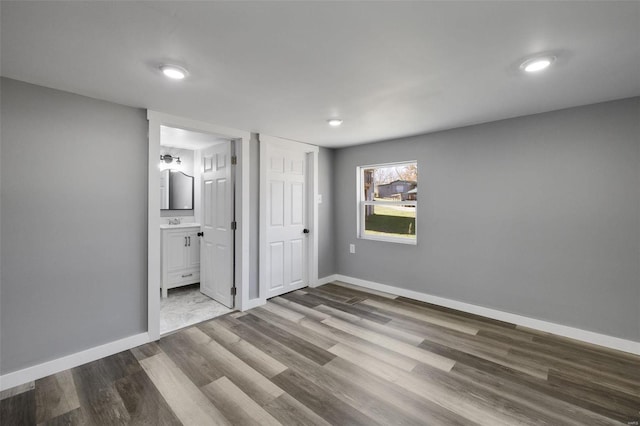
[168,218,182,225]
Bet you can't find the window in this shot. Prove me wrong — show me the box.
[357,161,417,244]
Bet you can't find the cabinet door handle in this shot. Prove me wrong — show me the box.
[181,273,193,278]
[188,236,191,246]
[184,236,187,247]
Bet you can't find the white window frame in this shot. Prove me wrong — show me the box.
[356,161,417,245]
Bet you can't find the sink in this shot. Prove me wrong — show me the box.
[160,223,200,229]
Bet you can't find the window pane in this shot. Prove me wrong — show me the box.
[363,203,416,239]
[362,163,417,202]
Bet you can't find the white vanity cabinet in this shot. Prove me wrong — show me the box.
[161,225,200,298]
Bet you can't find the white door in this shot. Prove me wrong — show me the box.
[200,141,234,308]
[261,141,309,299]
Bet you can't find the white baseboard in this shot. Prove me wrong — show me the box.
[3,275,636,392]
[243,298,266,311]
[327,274,640,356]
[242,275,339,311]
[0,332,151,391]
[313,274,340,288]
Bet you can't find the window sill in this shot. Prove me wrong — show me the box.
[358,234,417,245]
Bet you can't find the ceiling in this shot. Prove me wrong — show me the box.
[160,126,228,151]
[2,1,638,148]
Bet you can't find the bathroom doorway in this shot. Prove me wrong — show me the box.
[147,111,251,340]
[158,126,234,334]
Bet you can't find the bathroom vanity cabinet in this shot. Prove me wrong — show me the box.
[161,224,200,298]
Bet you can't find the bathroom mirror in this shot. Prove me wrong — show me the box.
[160,169,194,210]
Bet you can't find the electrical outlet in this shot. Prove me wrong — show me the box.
[349,244,355,254]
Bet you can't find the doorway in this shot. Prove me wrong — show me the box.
[147,111,251,341]
[158,127,235,334]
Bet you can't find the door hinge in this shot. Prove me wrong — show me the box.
[231,221,237,230]
[231,155,237,165]
[231,287,237,296]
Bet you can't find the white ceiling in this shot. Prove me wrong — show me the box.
[160,125,228,150]
[2,1,639,148]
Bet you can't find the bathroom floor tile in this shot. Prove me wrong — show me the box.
[160,285,233,335]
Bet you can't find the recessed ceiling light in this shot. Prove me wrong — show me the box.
[160,65,188,80]
[520,56,556,73]
[327,119,343,127]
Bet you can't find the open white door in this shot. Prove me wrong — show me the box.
[261,139,312,299]
[200,141,234,308]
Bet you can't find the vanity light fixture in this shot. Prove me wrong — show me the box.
[160,154,181,165]
[327,118,343,127]
[520,55,556,73]
[160,64,188,80]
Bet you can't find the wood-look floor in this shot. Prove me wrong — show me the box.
[2,282,639,425]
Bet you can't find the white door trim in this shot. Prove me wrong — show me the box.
[147,111,252,341]
[259,135,319,304]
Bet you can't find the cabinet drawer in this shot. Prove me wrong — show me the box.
[167,269,200,286]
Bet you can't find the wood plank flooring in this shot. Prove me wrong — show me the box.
[2,282,639,425]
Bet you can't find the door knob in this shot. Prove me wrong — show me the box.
[303,229,310,234]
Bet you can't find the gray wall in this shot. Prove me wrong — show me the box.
[318,147,336,278]
[334,97,640,341]
[0,78,148,373]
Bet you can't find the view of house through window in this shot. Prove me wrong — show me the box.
[358,161,417,244]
